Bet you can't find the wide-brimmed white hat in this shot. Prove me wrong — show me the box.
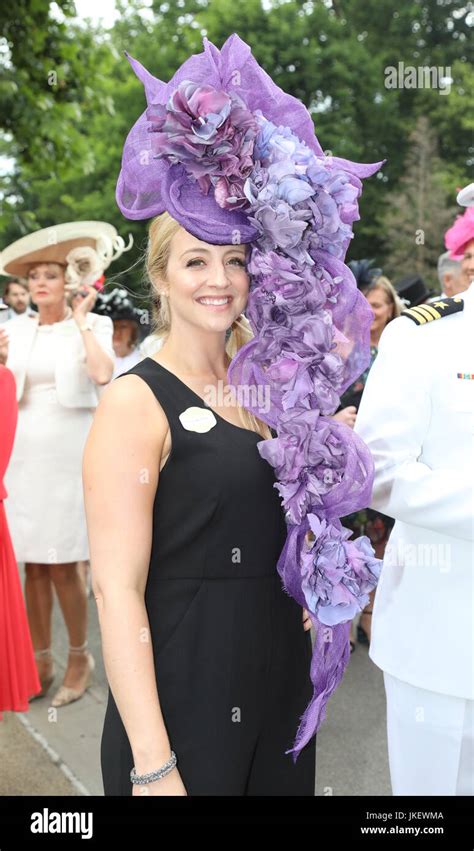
[0,221,133,281]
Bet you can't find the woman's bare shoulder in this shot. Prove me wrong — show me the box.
[92,374,169,441]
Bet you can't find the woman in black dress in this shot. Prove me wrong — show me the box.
[83,31,382,795]
[83,215,316,795]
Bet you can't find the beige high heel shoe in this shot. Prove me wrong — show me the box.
[29,647,55,701]
[51,640,95,708]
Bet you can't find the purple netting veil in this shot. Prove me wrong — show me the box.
[116,32,384,761]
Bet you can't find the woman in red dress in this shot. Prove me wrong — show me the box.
[0,363,41,716]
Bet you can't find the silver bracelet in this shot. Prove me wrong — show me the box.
[130,751,177,785]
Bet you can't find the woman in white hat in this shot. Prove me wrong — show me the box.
[0,221,132,707]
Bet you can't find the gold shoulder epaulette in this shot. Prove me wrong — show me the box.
[401,296,464,325]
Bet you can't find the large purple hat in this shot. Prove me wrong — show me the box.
[117,33,384,760]
[117,34,381,242]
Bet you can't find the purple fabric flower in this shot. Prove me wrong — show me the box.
[248,202,309,251]
[259,410,368,525]
[301,515,381,625]
[146,80,258,208]
[146,80,259,209]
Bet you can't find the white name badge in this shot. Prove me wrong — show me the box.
[178,406,217,433]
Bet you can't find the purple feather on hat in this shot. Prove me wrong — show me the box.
[116,32,385,761]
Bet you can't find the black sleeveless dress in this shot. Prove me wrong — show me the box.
[100,357,316,795]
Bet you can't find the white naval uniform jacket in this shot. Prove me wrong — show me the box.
[354,283,474,699]
[4,311,114,407]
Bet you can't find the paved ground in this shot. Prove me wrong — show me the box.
[1,563,391,796]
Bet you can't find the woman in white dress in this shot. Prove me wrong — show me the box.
[0,221,132,707]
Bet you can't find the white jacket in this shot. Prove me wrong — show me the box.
[4,311,114,408]
[354,283,474,699]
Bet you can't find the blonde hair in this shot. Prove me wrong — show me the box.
[366,275,403,323]
[146,211,272,439]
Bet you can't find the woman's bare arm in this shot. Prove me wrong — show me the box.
[82,375,176,782]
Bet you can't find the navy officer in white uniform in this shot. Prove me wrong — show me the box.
[354,185,474,796]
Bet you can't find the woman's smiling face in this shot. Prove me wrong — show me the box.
[159,227,250,334]
[366,286,394,334]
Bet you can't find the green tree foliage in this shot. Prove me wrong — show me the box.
[1,0,471,295]
[381,116,459,287]
[0,1,110,229]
